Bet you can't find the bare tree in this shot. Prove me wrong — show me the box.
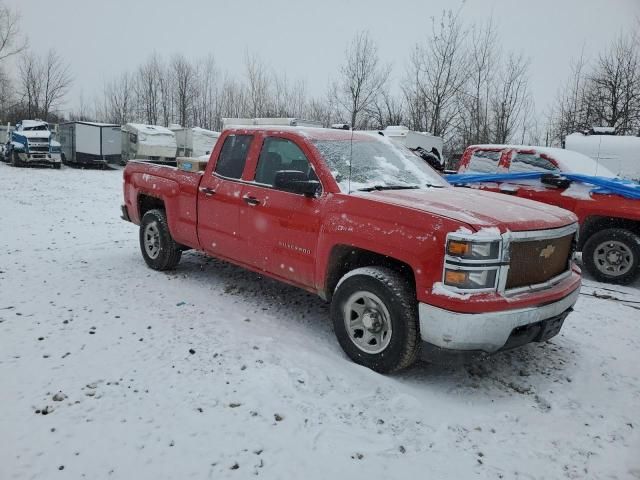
[136,53,162,125]
[404,11,469,137]
[17,51,40,118]
[40,49,72,119]
[16,49,72,120]
[459,18,497,145]
[0,65,11,117]
[586,33,640,134]
[244,51,271,117]
[0,2,27,63]
[367,90,405,129]
[171,54,197,127]
[334,31,390,129]
[491,53,531,143]
[104,72,135,125]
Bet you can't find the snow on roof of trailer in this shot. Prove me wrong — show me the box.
[20,120,48,128]
[470,144,617,177]
[125,123,174,135]
[192,127,220,136]
[62,121,120,127]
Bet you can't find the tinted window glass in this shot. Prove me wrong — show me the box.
[215,134,253,179]
[467,150,501,173]
[510,152,559,173]
[255,137,317,186]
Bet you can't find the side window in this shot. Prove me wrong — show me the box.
[255,137,318,187]
[467,149,501,173]
[214,134,253,179]
[510,152,559,173]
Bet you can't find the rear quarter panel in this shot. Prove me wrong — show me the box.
[123,162,201,248]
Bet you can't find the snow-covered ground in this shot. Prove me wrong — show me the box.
[1,163,639,480]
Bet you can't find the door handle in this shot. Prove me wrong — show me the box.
[243,195,260,206]
[199,187,216,197]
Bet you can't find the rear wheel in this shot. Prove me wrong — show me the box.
[139,209,182,270]
[331,267,419,373]
[583,228,640,284]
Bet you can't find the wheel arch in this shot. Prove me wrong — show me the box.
[579,216,640,249]
[323,244,417,302]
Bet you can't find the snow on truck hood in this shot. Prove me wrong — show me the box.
[358,187,577,232]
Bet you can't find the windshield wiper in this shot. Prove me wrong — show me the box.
[357,185,421,192]
[425,183,444,188]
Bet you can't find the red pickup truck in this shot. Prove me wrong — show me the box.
[457,145,640,284]
[122,127,581,372]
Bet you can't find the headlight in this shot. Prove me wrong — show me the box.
[444,268,498,290]
[446,239,500,260]
[442,231,503,293]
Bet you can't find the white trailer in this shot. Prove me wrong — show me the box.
[58,121,122,166]
[121,123,177,164]
[565,132,640,180]
[171,126,220,158]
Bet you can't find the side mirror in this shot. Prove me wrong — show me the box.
[541,173,572,189]
[274,170,320,197]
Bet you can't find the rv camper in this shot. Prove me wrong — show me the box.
[171,126,220,158]
[58,121,122,166]
[121,123,177,164]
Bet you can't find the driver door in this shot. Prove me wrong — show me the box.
[240,135,323,289]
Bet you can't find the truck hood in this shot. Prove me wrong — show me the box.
[358,187,576,232]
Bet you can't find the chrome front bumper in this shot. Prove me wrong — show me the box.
[418,287,580,352]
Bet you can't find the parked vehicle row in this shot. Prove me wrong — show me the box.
[122,125,581,373]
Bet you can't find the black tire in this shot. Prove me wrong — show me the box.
[53,162,61,170]
[330,266,419,373]
[139,209,182,271]
[583,228,640,285]
[11,151,22,167]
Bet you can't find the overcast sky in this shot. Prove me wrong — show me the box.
[5,0,640,119]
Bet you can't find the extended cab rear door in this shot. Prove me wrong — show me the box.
[197,133,257,261]
[240,133,323,289]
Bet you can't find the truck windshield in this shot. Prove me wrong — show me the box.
[313,136,448,192]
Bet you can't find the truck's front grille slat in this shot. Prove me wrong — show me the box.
[506,234,573,289]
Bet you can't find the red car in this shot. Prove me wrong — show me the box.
[457,145,640,284]
[122,128,581,372]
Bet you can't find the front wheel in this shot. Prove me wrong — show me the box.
[330,267,420,373]
[139,209,182,270]
[583,228,640,284]
[11,151,22,167]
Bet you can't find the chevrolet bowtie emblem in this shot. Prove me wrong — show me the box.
[540,244,556,258]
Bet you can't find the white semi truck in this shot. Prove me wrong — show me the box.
[1,120,62,168]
